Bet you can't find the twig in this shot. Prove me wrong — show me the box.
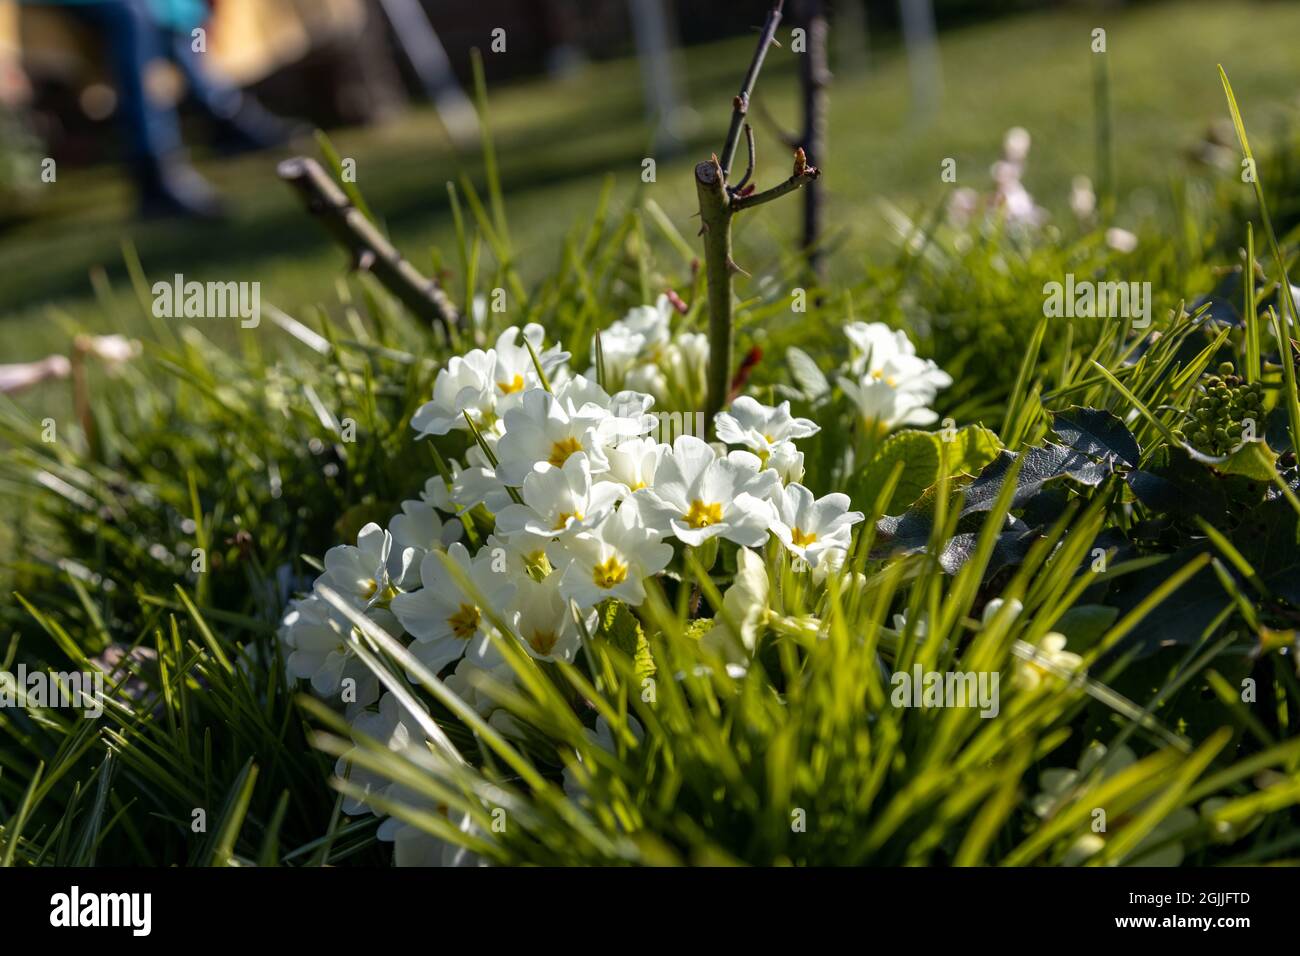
[731,124,757,194]
[719,0,786,179]
[278,157,460,337]
[731,149,820,211]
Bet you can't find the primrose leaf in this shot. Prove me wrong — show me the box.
[943,425,1003,475]
[857,429,941,514]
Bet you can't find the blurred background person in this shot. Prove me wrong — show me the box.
[15,0,300,218]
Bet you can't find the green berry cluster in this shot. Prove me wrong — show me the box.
[1173,362,1263,455]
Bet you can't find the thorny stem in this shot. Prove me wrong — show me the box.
[698,0,821,428]
[696,157,734,426]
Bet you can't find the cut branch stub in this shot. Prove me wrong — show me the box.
[278,156,459,337]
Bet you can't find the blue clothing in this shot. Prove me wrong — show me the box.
[21,0,236,161]
[20,0,206,33]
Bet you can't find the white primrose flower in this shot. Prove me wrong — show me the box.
[1015,632,1085,691]
[449,444,515,515]
[380,812,481,867]
[376,761,488,866]
[809,544,849,584]
[494,388,612,488]
[838,324,951,436]
[768,483,864,567]
[603,436,667,496]
[390,542,516,674]
[316,522,397,611]
[494,453,622,541]
[387,498,460,589]
[509,570,597,661]
[843,321,952,394]
[335,692,427,815]
[409,326,569,440]
[278,593,381,705]
[483,530,552,578]
[410,348,498,437]
[624,332,710,406]
[557,376,658,450]
[420,474,455,513]
[443,634,519,716]
[550,496,673,608]
[843,321,912,377]
[624,361,667,402]
[491,323,570,407]
[636,435,780,547]
[589,295,674,382]
[714,396,819,457]
[838,364,948,436]
[702,546,770,662]
[767,440,805,483]
[664,332,709,398]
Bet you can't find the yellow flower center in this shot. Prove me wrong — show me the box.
[553,510,584,530]
[684,499,724,528]
[362,578,379,600]
[629,480,646,491]
[791,526,818,547]
[547,436,584,467]
[527,629,559,656]
[763,432,776,443]
[592,555,629,589]
[870,370,898,387]
[447,603,480,639]
[498,374,525,394]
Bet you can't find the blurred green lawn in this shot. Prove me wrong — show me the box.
[2,0,1299,361]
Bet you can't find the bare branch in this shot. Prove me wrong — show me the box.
[731,124,757,194]
[732,148,820,212]
[278,157,460,337]
[719,1,786,180]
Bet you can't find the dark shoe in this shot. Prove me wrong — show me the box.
[138,159,227,221]
[212,99,306,155]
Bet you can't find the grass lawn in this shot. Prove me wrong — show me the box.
[2,0,1299,362]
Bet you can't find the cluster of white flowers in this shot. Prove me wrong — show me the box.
[586,293,710,408]
[278,306,876,863]
[833,321,953,437]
